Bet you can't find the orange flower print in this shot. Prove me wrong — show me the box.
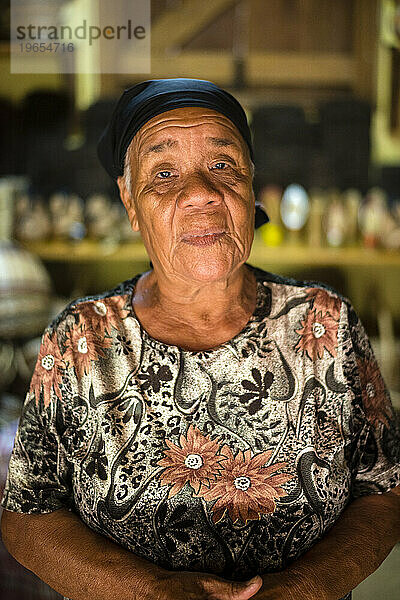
[105,294,131,319]
[357,357,392,427]
[295,309,339,360]
[64,318,111,379]
[73,295,130,339]
[198,446,293,524]
[30,332,65,409]
[157,424,227,498]
[102,294,132,333]
[306,288,341,320]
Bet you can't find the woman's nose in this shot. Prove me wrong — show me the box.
[176,172,223,209]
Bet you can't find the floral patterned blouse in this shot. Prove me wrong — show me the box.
[2,263,400,600]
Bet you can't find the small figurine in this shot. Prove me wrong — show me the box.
[323,189,347,247]
[85,194,120,241]
[280,184,310,244]
[343,188,362,246]
[49,192,71,240]
[67,194,86,241]
[379,198,400,249]
[358,187,388,248]
[15,196,51,242]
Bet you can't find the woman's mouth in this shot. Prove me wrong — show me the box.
[182,232,226,246]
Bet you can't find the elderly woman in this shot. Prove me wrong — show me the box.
[1,79,400,600]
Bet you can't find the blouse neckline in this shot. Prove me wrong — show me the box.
[126,263,267,356]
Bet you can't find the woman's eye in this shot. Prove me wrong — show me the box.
[157,171,172,179]
[213,162,228,170]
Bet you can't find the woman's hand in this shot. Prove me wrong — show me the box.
[249,570,322,600]
[154,570,263,600]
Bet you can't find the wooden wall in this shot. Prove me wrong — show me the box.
[99,0,378,106]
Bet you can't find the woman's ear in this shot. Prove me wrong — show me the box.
[117,176,140,232]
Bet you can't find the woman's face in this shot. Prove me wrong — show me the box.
[117,107,255,283]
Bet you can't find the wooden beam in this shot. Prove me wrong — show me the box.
[149,51,234,85]
[151,0,237,53]
[149,51,354,87]
[248,52,355,86]
[353,0,379,101]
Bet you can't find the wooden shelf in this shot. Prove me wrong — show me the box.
[249,243,400,267]
[20,239,400,267]
[21,239,149,263]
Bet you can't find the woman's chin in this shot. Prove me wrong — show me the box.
[175,254,241,282]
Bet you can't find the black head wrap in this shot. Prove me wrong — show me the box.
[97,78,269,228]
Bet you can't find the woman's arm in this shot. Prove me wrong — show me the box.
[256,487,400,600]
[1,507,164,600]
[1,507,262,600]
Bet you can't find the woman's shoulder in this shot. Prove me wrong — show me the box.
[247,262,348,304]
[45,273,142,335]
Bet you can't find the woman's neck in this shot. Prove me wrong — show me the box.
[133,263,257,335]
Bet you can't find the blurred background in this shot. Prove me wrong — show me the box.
[0,0,400,598]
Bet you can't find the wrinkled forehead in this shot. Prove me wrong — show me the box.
[131,106,249,159]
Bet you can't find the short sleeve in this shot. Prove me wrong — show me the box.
[342,300,400,499]
[0,325,74,514]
